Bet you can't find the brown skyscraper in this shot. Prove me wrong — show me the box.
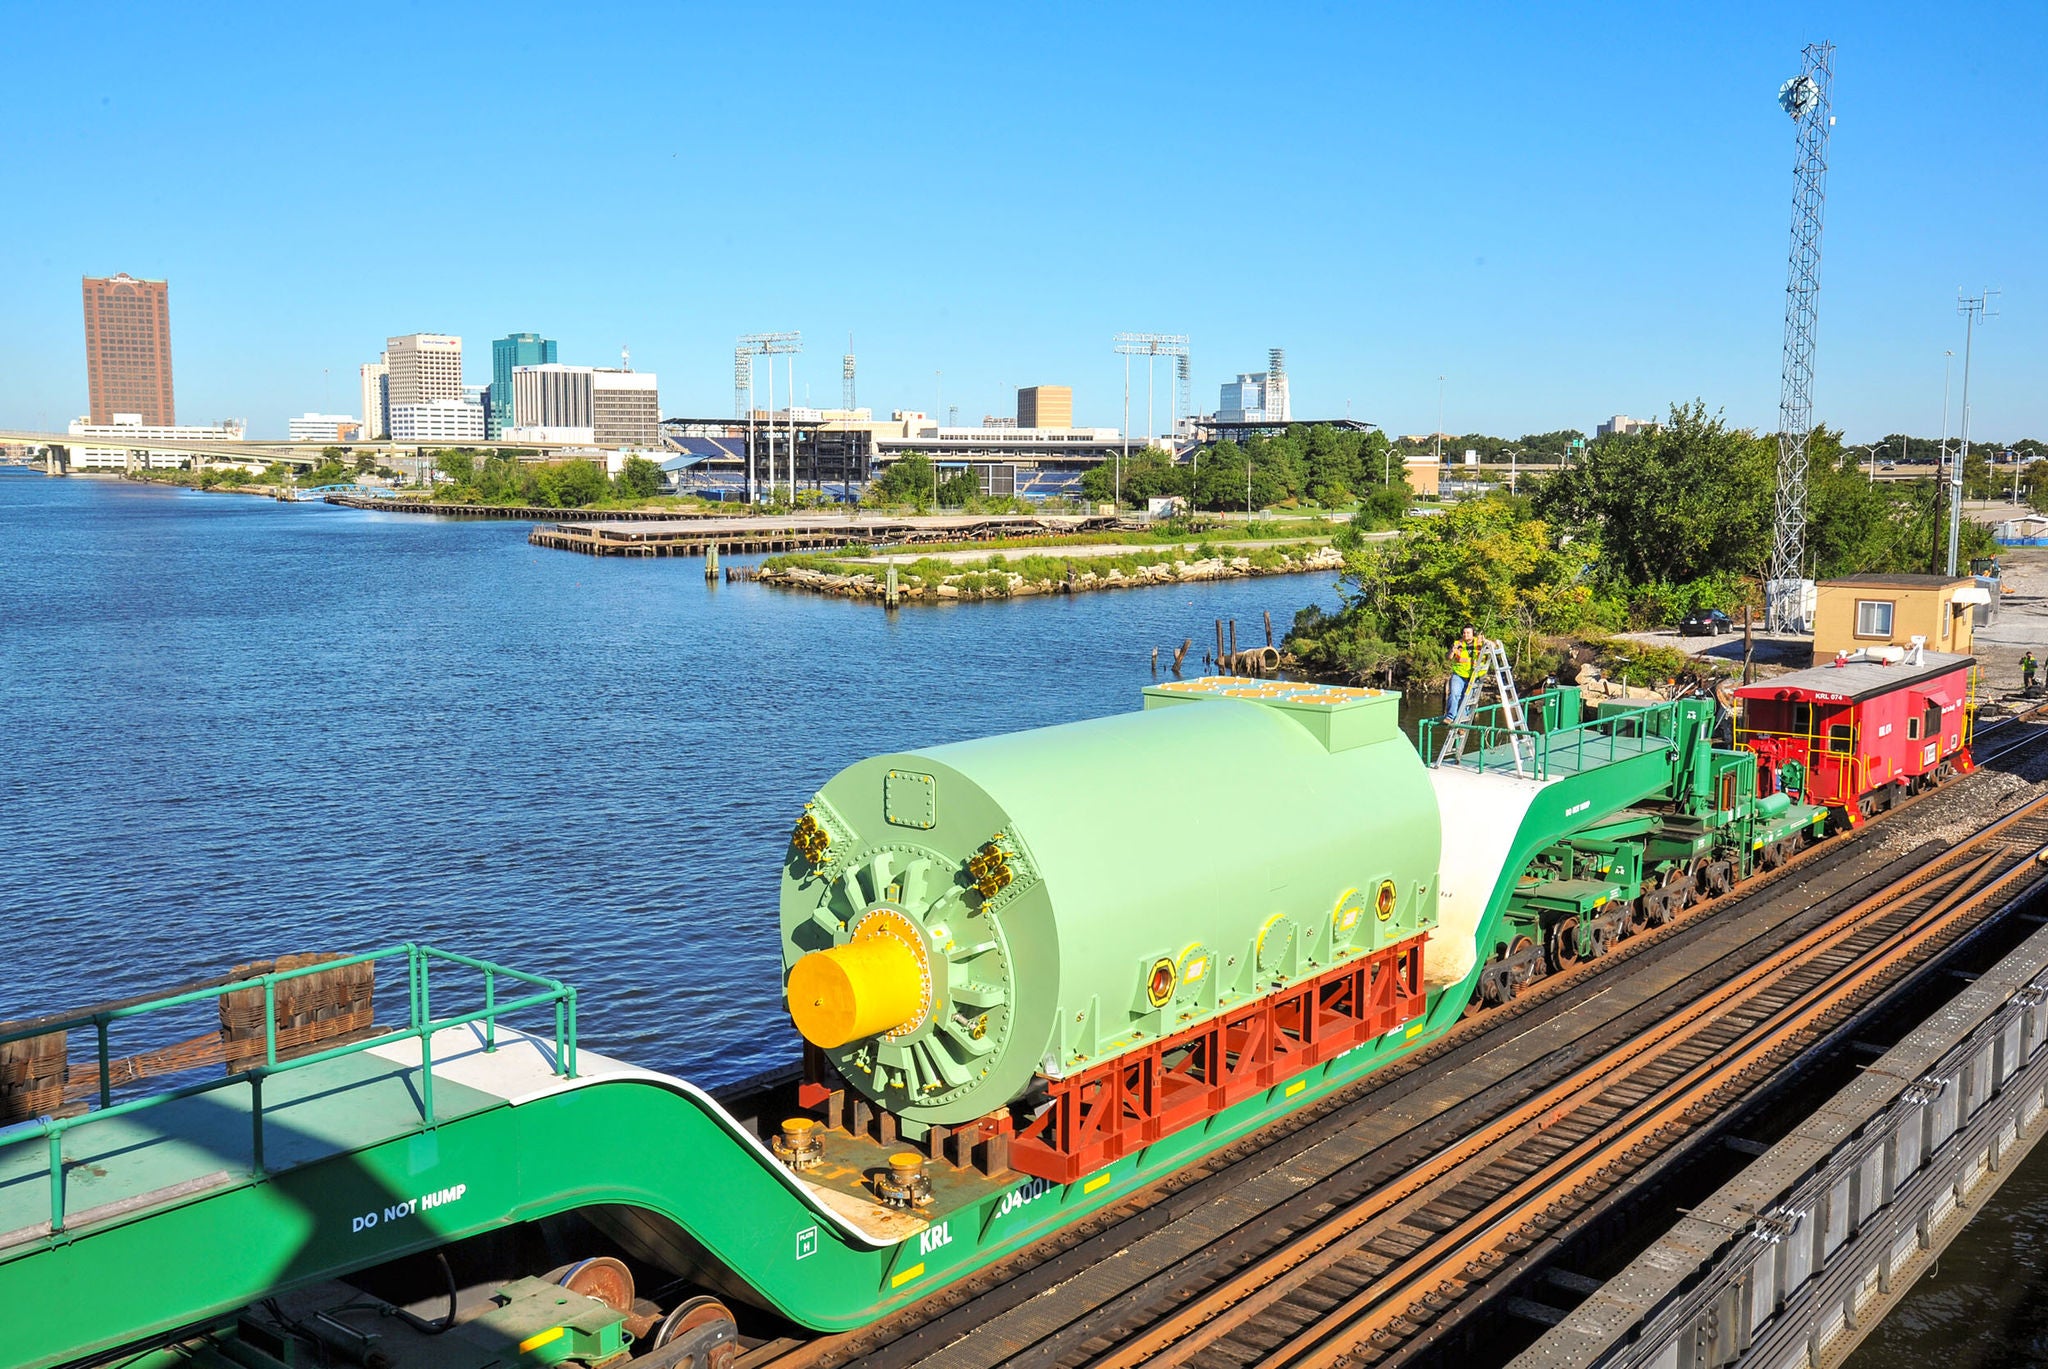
[82,273,175,425]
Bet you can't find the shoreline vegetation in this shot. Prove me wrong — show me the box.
[1283,402,2007,691]
[755,542,1343,603]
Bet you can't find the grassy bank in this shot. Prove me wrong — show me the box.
[758,542,1340,603]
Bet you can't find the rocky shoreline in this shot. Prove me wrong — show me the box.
[756,545,1345,603]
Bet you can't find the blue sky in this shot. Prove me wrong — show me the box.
[1,2,2040,442]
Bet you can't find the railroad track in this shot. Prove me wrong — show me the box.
[1084,796,2048,1369]
[743,706,2048,1369]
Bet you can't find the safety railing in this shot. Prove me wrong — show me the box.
[0,943,576,1236]
[1734,717,1868,805]
[1420,691,1681,778]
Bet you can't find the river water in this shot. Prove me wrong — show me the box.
[0,470,1337,1085]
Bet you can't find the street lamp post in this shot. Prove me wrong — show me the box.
[1951,292,1996,577]
[1852,444,1876,486]
[1435,376,1445,469]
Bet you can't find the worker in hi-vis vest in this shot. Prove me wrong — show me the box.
[1446,625,1484,721]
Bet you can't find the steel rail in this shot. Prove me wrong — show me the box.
[1086,842,2020,1368]
[1183,804,2048,1369]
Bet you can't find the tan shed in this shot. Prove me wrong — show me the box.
[1812,573,1987,660]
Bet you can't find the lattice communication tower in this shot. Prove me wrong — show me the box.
[733,347,752,419]
[1765,41,1835,631]
[843,337,856,412]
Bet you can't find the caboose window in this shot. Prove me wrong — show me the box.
[1907,716,1921,740]
[1855,600,1894,637]
[1827,724,1853,754]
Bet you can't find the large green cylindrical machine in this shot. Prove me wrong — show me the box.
[779,678,1442,1127]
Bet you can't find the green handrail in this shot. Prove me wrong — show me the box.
[0,943,576,1236]
[1421,689,1684,777]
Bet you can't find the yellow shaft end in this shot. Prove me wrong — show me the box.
[788,936,924,1048]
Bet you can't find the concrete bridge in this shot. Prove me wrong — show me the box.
[0,429,609,476]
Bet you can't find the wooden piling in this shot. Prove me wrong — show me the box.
[1151,647,1159,677]
[1264,611,1273,647]
[1215,620,1225,668]
[1173,639,1190,676]
[1229,620,1238,665]
[705,544,720,580]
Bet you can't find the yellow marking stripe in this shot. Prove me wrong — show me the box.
[1285,1079,1307,1097]
[890,1262,926,1288]
[518,1327,565,1354]
[1082,1173,1111,1194]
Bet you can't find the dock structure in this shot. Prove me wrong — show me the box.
[526,511,1122,558]
[325,496,725,521]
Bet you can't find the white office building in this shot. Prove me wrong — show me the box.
[359,358,389,439]
[388,399,485,443]
[508,365,659,448]
[66,414,247,470]
[386,334,463,406]
[289,412,361,442]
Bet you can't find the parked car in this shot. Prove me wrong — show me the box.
[1678,608,1733,637]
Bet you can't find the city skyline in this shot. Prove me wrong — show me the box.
[1,3,2041,442]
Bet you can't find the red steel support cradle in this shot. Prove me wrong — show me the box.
[1009,935,1427,1184]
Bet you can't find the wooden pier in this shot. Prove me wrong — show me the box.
[526,512,1122,558]
[326,496,725,521]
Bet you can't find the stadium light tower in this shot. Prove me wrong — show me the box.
[740,332,802,503]
[1764,42,1835,632]
[1112,333,1191,502]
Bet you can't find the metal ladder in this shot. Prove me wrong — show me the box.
[1435,637,1533,774]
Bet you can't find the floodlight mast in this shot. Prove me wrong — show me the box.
[1764,42,1835,633]
[739,331,802,503]
[1111,332,1191,504]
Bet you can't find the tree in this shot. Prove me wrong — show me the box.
[1535,401,1774,587]
[534,459,610,508]
[436,451,476,486]
[1287,495,1597,681]
[938,467,979,507]
[871,454,936,506]
[616,455,663,499]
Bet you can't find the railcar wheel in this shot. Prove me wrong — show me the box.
[549,1256,635,1312]
[1509,933,1539,987]
[1547,917,1584,972]
[651,1296,740,1368]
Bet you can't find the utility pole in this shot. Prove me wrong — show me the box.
[1950,290,1997,576]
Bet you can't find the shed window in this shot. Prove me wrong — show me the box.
[1855,600,1895,637]
[1827,724,1854,754]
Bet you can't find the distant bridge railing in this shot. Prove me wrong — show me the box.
[289,484,395,500]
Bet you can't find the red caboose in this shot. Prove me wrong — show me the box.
[1735,649,1976,821]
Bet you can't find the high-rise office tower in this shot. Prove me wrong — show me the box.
[1016,385,1073,429]
[490,333,557,439]
[359,356,389,439]
[386,334,463,406]
[82,273,175,425]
